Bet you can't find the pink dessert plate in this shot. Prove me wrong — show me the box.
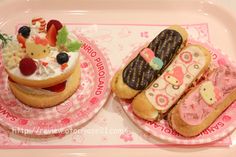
[0,34,112,136]
[0,0,236,150]
[119,41,236,145]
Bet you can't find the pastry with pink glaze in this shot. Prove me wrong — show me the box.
[168,65,236,137]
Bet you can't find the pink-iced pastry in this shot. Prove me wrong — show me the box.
[168,65,236,137]
[132,44,211,121]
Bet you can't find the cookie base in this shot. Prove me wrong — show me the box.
[8,63,81,108]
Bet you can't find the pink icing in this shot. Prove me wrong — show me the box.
[155,94,169,107]
[214,87,221,101]
[140,48,155,62]
[32,36,49,46]
[180,65,236,125]
[164,66,184,86]
[180,51,193,63]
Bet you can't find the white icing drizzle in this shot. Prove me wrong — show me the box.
[35,60,55,77]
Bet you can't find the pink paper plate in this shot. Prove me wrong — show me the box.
[120,41,236,145]
[0,35,112,136]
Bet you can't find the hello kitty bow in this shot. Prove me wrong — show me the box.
[140,48,163,70]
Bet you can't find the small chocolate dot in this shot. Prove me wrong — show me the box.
[159,98,164,103]
[194,52,199,57]
[184,55,189,59]
[153,83,159,88]
[194,64,199,69]
[149,93,154,96]
[186,74,191,79]
[172,85,179,90]
[31,53,34,56]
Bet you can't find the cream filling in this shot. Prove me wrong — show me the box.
[10,73,74,96]
[11,81,58,96]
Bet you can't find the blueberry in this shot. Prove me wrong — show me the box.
[18,26,31,38]
[56,52,69,65]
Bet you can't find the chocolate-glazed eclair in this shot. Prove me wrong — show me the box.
[111,25,188,99]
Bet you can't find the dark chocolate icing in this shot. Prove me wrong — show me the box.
[122,29,183,90]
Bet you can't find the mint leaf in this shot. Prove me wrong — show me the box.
[66,41,82,52]
[56,26,68,47]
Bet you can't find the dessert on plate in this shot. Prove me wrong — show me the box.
[168,65,236,137]
[1,17,82,108]
[111,25,188,99]
[132,44,211,121]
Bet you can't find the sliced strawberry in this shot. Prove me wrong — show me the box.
[61,63,68,70]
[47,20,63,32]
[17,34,26,48]
[44,81,67,92]
[41,61,48,67]
[46,24,57,47]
